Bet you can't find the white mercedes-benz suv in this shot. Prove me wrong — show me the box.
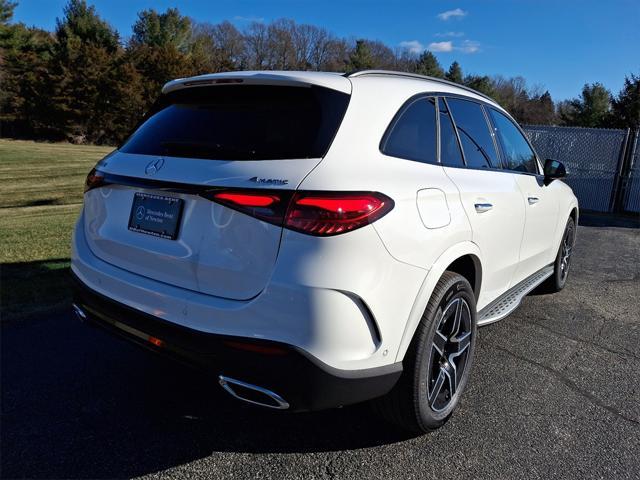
[71,70,578,432]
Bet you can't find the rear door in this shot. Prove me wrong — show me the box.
[83,83,350,300]
[370,93,473,273]
[487,107,559,282]
[439,97,526,307]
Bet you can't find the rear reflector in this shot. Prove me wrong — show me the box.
[148,336,164,348]
[207,189,394,236]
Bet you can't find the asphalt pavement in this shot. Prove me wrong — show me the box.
[2,225,639,479]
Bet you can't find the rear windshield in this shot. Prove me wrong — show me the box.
[120,84,350,160]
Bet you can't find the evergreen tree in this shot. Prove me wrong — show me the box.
[464,75,496,99]
[414,51,444,78]
[127,7,204,113]
[446,61,463,84]
[49,0,124,143]
[611,73,640,129]
[0,21,55,138]
[561,82,612,127]
[518,91,556,125]
[536,91,556,124]
[348,39,373,70]
[131,8,191,52]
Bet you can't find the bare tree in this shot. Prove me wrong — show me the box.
[243,21,269,69]
[362,39,396,69]
[266,19,296,69]
[211,21,245,69]
[392,47,417,73]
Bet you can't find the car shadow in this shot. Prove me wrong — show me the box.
[578,211,639,228]
[2,259,73,322]
[1,309,416,479]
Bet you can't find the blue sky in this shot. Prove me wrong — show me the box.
[13,0,640,101]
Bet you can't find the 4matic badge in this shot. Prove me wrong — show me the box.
[248,176,289,185]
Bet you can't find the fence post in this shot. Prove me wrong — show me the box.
[620,129,640,213]
[610,128,631,213]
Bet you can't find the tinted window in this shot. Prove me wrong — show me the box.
[447,98,499,169]
[382,97,437,163]
[489,109,538,173]
[120,85,349,160]
[438,98,464,167]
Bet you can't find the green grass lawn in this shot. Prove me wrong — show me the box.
[0,139,113,321]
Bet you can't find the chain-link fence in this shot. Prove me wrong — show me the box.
[523,125,631,213]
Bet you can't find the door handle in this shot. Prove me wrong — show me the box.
[528,196,540,205]
[474,203,493,213]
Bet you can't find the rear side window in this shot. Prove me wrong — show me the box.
[438,98,464,167]
[447,98,500,169]
[489,109,539,174]
[120,85,350,160]
[381,97,437,164]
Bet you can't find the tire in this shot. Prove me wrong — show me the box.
[372,271,477,433]
[539,217,576,293]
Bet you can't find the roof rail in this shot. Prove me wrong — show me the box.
[344,70,495,103]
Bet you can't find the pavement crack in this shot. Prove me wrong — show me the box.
[603,273,639,283]
[526,320,640,361]
[494,345,640,428]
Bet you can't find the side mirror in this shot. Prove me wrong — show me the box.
[543,159,567,185]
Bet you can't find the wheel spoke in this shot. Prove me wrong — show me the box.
[449,331,471,358]
[442,363,457,397]
[433,331,447,357]
[450,298,463,338]
[429,368,446,407]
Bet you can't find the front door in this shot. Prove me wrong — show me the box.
[441,97,526,308]
[487,107,559,283]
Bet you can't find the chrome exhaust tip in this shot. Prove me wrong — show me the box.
[72,303,87,322]
[218,375,290,410]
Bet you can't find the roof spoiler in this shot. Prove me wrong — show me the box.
[162,71,352,95]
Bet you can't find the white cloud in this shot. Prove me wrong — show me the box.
[428,41,454,52]
[457,40,480,53]
[400,37,480,56]
[399,40,425,54]
[233,15,264,22]
[435,31,465,38]
[437,8,468,21]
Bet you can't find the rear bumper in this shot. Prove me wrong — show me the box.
[71,273,402,412]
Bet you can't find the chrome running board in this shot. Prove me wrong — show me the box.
[477,265,554,327]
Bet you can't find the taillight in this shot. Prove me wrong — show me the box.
[285,192,394,236]
[205,190,291,225]
[206,190,394,236]
[213,192,280,207]
[85,168,105,193]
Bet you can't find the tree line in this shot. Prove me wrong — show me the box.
[1,0,638,145]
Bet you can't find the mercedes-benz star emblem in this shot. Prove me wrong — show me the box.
[135,206,146,220]
[145,157,165,175]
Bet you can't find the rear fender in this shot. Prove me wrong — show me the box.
[394,241,482,362]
